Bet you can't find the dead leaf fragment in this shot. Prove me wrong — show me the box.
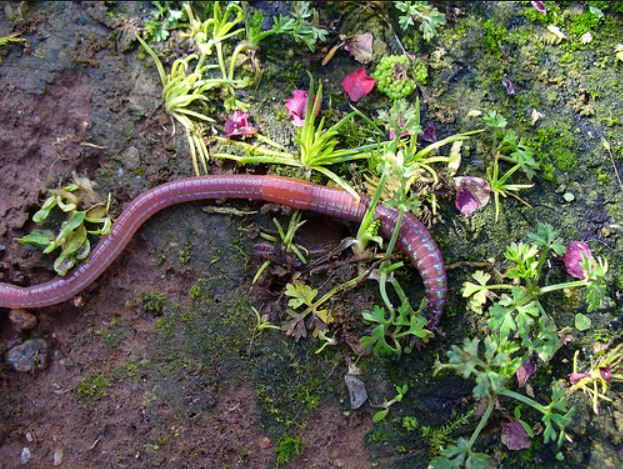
[344,32,373,64]
[531,109,543,126]
[544,24,566,45]
[581,32,593,44]
[616,44,623,63]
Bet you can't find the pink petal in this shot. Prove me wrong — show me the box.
[600,366,612,382]
[569,372,591,385]
[531,1,547,14]
[454,177,491,217]
[501,420,532,451]
[516,355,537,388]
[224,111,257,139]
[284,90,320,127]
[342,68,376,102]
[421,122,437,143]
[562,241,594,280]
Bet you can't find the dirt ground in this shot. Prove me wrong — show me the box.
[1,1,622,468]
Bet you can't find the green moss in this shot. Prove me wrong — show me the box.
[138,291,167,315]
[527,126,578,179]
[275,435,304,466]
[74,374,111,400]
[481,19,506,57]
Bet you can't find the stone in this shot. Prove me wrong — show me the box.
[4,339,49,372]
[9,309,38,332]
[344,374,368,410]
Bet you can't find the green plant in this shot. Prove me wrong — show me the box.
[402,415,419,431]
[421,409,474,455]
[253,210,308,283]
[482,111,538,221]
[373,55,418,100]
[432,224,609,467]
[395,1,447,42]
[145,1,185,42]
[569,343,623,414]
[18,182,112,276]
[74,374,111,400]
[354,100,480,350]
[360,303,433,356]
[243,1,328,52]
[214,75,380,198]
[275,435,304,466]
[372,384,408,422]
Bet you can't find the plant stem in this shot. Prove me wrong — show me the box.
[539,280,587,295]
[468,398,494,448]
[500,389,547,414]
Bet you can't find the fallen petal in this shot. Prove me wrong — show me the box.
[454,177,491,217]
[501,420,532,451]
[502,76,516,95]
[421,122,437,143]
[342,68,376,102]
[600,366,612,382]
[284,90,320,127]
[224,110,257,139]
[562,241,594,280]
[516,355,537,388]
[344,33,373,64]
[531,1,547,14]
[569,371,592,385]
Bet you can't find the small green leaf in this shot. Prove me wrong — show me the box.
[17,230,55,249]
[373,409,389,423]
[574,313,591,332]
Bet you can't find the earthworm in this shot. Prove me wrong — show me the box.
[0,176,446,327]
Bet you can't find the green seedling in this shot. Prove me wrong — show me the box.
[372,384,408,422]
[18,183,112,276]
[253,210,308,283]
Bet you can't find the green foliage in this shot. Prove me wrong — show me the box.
[372,384,408,422]
[145,1,185,42]
[275,435,304,466]
[18,183,112,276]
[421,410,474,455]
[373,55,418,100]
[360,303,432,356]
[215,75,377,198]
[430,437,489,469]
[74,374,111,401]
[402,415,419,432]
[481,111,537,221]
[254,210,308,283]
[435,223,610,463]
[395,1,447,42]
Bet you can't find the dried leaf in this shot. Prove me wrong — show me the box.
[344,33,373,64]
[530,109,543,126]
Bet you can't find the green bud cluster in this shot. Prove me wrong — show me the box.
[373,55,422,100]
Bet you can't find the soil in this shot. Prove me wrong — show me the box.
[0,1,622,469]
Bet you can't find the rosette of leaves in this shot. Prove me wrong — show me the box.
[360,303,432,356]
[373,55,419,100]
[18,184,112,276]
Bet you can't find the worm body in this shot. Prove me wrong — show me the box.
[0,176,446,325]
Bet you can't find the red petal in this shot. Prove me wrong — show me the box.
[342,68,376,102]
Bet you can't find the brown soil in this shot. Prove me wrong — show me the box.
[0,5,374,468]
